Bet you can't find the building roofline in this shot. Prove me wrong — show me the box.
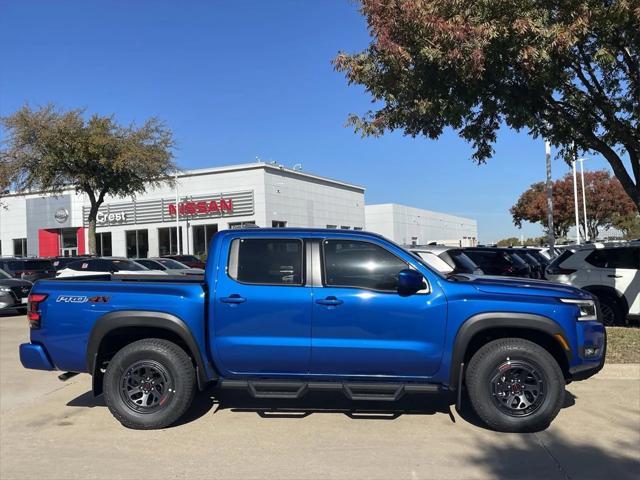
[0,162,365,198]
[365,203,476,223]
[178,162,365,192]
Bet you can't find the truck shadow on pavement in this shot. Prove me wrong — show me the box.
[67,387,578,429]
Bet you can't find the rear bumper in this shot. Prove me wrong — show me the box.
[20,343,55,371]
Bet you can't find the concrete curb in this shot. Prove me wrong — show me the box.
[594,363,640,379]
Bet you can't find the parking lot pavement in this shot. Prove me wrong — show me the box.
[1,314,639,480]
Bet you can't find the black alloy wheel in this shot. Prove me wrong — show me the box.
[120,360,172,413]
[490,360,545,417]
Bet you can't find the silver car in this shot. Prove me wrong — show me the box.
[135,258,204,276]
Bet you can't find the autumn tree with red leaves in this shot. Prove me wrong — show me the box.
[511,170,635,239]
[335,0,640,211]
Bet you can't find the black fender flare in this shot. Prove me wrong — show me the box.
[449,312,569,388]
[87,310,213,392]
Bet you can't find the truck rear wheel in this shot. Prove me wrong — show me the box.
[465,338,565,432]
[103,338,196,429]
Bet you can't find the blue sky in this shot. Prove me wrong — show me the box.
[0,0,612,242]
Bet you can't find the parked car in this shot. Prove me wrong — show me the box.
[21,229,605,433]
[545,243,639,325]
[0,268,32,313]
[56,258,168,278]
[0,257,55,282]
[508,249,546,279]
[462,248,532,277]
[410,246,483,275]
[161,254,205,269]
[135,258,204,276]
[50,255,93,272]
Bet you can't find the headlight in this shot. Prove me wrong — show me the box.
[560,298,597,321]
[0,287,11,292]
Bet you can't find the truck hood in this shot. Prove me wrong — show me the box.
[451,274,592,300]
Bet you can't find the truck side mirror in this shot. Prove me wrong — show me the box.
[397,269,425,296]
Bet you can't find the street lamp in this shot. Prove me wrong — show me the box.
[578,158,588,241]
[572,159,581,245]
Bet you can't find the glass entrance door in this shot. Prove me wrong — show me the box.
[60,229,78,257]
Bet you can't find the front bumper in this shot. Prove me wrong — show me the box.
[569,322,607,381]
[20,343,55,371]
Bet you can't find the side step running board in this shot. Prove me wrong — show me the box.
[219,379,441,401]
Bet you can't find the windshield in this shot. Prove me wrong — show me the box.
[0,269,10,279]
[110,259,149,271]
[155,258,188,269]
[413,251,454,274]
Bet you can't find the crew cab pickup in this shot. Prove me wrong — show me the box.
[20,229,606,432]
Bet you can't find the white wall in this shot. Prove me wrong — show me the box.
[365,203,477,247]
[0,163,367,257]
[263,169,364,229]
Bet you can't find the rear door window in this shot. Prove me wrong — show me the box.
[586,247,639,269]
[228,238,304,285]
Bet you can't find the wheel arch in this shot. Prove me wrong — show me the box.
[87,310,213,395]
[581,285,629,313]
[449,312,572,388]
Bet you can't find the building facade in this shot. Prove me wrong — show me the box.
[365,203,477,247]
[0,163,479,258]
[0,163,365,258]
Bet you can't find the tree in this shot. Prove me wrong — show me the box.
[0,104,176,254]
[612,212,640,238]
[334,0,640,211]
[510,170,635,239]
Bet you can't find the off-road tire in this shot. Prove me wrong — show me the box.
[103,338,196,429]
[466,338,565,433]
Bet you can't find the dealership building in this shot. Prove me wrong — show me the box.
[0,162,476,258]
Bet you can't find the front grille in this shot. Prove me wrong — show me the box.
[10,285,31,300]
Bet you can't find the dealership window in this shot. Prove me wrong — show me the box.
[158,226,183,256]
[228,238,303,285]
[340,226,350,230]
[126,229,149,258]
[96,232,113,257]
[326,225,337,229]
[228,221,257,229]
[353,227,363,231]
[272,220,287,228]
[13,238,27,257]
[193,224,218,257]
[411,237,418,246]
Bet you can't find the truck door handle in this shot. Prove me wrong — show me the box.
[607,274,622,278]
[316,296,343,306]
[220,294,246,304]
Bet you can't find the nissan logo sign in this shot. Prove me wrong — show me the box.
[54,208,69,224]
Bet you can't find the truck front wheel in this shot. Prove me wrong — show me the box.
[103,338,196,429]
[465,338,565,432]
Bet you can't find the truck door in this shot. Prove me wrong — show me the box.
[310,238,447,378]
[213,236,312,375]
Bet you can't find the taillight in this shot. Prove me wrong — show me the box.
[27,293,48,329]
[546,266,577,275]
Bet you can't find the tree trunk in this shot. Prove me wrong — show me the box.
[87,202,101,255]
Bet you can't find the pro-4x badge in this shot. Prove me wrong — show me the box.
[56,295,110,303]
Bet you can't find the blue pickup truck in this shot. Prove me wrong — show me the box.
[20,229,606,432]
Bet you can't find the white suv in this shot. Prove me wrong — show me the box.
[545,243,639,325]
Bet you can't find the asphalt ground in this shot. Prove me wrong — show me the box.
[1,313,639,479]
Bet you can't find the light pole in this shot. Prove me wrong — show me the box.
[175,171,182,255]
[578,158,588,241]
[545,140,555,250]
[572,159,581,245]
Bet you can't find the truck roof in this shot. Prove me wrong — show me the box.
[218,227,389,241]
